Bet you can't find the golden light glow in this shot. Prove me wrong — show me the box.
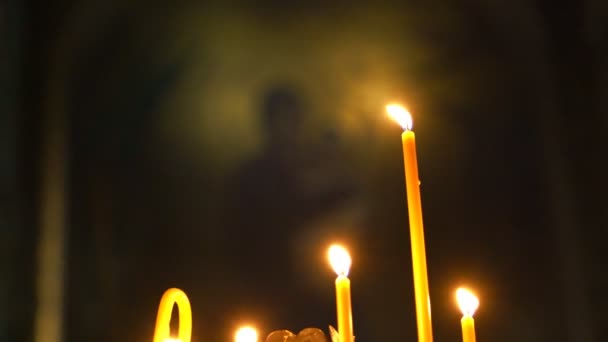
[163,339,182,342]
[386,103,413,131]
[456,288,479,316]
[328,244,351,276]
[234,326,258,342]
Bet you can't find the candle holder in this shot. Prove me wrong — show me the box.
[265,326,340,342]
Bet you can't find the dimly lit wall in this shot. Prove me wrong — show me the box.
[8,1,608,342]
[1,0,36,340]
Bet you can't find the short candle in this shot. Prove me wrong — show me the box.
[456,287,479,342]
[328,244,354,342]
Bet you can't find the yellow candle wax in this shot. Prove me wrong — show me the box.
[456,288,479,342]
[328,244,354,342]
[153,288,192,342]
[461,315,476,342]
[336,275,353,342]
[387,104,433,342]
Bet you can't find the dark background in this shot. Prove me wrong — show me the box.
[2,1,608,341]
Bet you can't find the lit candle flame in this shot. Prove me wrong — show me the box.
[386,103,413,131]
[456,288,479,317]
[163,339,182,342]
[235,326,258,342]
[328,244,351,277]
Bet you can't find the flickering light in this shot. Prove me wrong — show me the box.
[235,326,258,342]
[456,288,479,317]
[386,103,413,131]
[328,244,354,342]
[328,244,352,277]
[163,339,182,342]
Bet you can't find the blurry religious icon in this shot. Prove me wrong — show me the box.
[265,328,328,342]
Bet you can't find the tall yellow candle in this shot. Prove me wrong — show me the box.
[328,244,354,342]
[387,104,433,342]
[456,288,479,342]
[153,288,192,342]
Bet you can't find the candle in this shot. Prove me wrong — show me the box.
[387,104,433,342]
[153,288,192,342]
[456,288,479,342]
[235,326,259,342]
[328,244,354,342]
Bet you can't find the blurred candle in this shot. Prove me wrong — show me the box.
[456,288,479,342]
[153,288,192,342]
[328,245,354,342]
[235,326,259,342]
[387,104,433,342]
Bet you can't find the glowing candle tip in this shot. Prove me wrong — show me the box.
[456,287,479,316]
[235,326,258,342]
[386,103,413,131]
[328,244,352,276]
